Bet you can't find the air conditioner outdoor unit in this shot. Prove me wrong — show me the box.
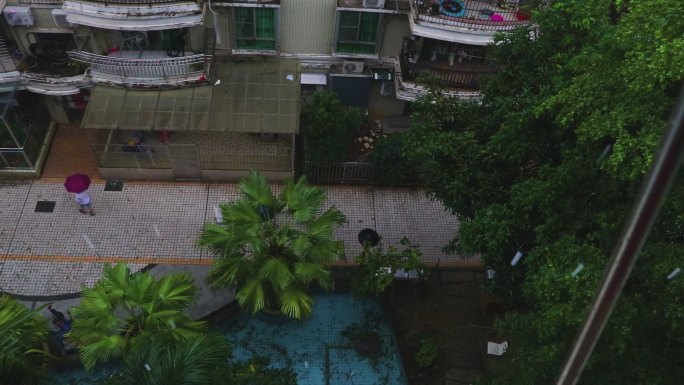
[3,6,34,26]
[51,9,72,28]
[363,0,386,8]
[342,60,365,74]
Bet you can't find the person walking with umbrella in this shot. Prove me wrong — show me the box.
[64,173,95,216]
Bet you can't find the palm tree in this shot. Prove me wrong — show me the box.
[0,295,50,385]
[198,171,346,319]
[69,263,206,370]
[112,333,231,385]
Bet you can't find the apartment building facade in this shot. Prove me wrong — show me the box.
[0,0,531,179]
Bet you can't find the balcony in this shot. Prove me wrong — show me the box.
[69,50,211,87]
[65,28,214,87]
[395,37,495,100]
[62,0,203,30]
[0,39,20,85]
[409,0,532,44]
[337,0,410,13]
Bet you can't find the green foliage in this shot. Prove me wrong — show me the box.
[415,335,439,368]
[0,295,50,385]
[369,133,420,185]
[110,333,231,385]
[69,263,206,370]
[351,237,425,297]
[302,90,364,162]
[402,1,684,384]
[198,171,346,319]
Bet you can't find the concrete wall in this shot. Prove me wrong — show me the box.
[379,14,410,58]
[280,0,337,55]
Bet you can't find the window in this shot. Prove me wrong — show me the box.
[336,11,380,55]
[234,8,276,50]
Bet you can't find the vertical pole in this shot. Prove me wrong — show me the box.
[554,87,684,385]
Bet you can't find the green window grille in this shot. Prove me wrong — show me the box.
[336,11,379,54]
[235,8,276,50]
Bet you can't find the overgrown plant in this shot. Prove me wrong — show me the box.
[351,237,425,297]
[69,263,205,370]
[0,295,50,385]
[302,90,364,162]
[369,133,420,186]
[415,335,439,368]
[198,171,346,319]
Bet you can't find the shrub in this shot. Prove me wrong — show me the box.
[370,133,419,185]
[302,90,364,162]
[416,335,439,368]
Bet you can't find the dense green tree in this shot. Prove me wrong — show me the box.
[69,263,205,370]
[402,0,684,384]
[302,90,364,162]
[0,295,50,385]
[198,171,346,319]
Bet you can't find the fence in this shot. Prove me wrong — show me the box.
[93,143,292,171]
[304,162,375,184]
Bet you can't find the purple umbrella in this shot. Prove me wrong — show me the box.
[64,173,91,193]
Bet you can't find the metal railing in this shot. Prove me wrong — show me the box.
[0,38,18,73]
[61,0,197,4]
[18,0,62,4]
[69,51,211,85]
[94,143,292,171]
[411,0,532,32]
[304,162,375,184]
[399,50,495,90]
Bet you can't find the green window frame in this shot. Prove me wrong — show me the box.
[336,11,380,55]
[234,8,276,50]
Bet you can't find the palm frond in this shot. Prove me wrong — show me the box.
[208,256,252,288]
[120,333,230,385]
[281,176,326,223]
[307,206,346,238]
[293,261,331,288]
[258,258,294,289]
[155,272,198,306]
[78,334,126,370]
[278,288,314,319]
[239,171,278,209]
[235,278,267,314]
[0,295,50,385]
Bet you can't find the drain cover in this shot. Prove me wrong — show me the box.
[104,180,124,191]
[35,201,56,213]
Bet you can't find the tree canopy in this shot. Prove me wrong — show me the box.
[402,0,684,384]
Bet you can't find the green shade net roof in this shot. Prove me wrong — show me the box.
[82,58,301,134]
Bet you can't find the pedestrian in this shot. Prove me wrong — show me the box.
[75,189,95,216]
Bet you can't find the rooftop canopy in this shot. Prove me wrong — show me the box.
[82,58,301,134]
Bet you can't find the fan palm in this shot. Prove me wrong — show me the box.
[199,171,346,319]
[113,333,230,385]
[0,295,50,385]
[69,263,206,370]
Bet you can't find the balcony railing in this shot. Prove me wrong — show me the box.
[64,0,197,4]
[411,0,532,32]
[18,0,62,4]
[0,39,18,74]
[68,51,211,86]
[399,37,496,90]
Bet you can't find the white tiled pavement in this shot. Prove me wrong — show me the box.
[0,179,476,298]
